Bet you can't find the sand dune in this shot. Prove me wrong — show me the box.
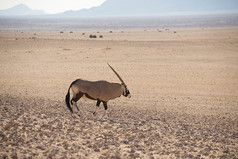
[0,27,238,158]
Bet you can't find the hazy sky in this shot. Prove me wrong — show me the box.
[0,0,106,14]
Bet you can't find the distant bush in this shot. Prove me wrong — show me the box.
[82,33,85,35]
[70,31,73,33]
[60,31,64,33]
[89,35,97,38]
[99,35,103,38]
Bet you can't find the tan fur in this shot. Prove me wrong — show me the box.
[82,94,94,101]
[71,79,123,102]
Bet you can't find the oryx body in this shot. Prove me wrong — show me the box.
[65,64,131,117]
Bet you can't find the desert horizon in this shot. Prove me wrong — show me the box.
[0,14,238,31]
[0,16,238,158]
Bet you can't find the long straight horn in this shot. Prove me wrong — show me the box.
[107,63,125,84]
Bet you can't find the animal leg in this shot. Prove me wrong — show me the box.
[71,101,78,113]
[102,101,109,119]
[75,102,83,117]
[72,92,83,116]
[75,102,80,111]
[70,101,77,118]
[93,99,101,115]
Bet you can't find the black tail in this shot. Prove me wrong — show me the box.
[65,88,73,113]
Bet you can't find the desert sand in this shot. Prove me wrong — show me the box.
[0,27,238,158]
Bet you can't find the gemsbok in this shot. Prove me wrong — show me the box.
[65,63,131,117]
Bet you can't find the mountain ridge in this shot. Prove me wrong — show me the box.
[1,0,238,17]
[61,0,238,17]
[0,4,47,16]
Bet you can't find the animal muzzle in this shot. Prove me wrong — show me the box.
[127,94,131,98]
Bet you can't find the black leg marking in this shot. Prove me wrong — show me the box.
[72,92,83,103]
[96,99,101,106]
[103,101,108,110]
[71,92,83,108]
[71,92,84,117]
[93,99,101,115]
